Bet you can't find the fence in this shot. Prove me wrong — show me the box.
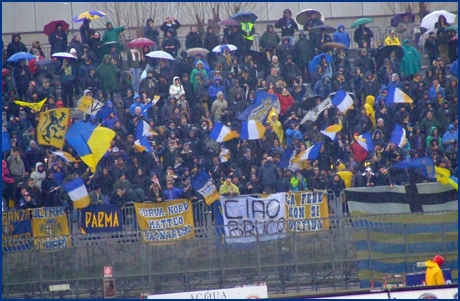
[2,210,457,299]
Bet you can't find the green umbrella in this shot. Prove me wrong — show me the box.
[446,25,458,32]
[350,18,374,28]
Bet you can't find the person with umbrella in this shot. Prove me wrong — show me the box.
[12,59,31,100]
[315,28,333,51]
[396,14,415,42]
[384,29,401,46]
[162,29,181,58]
[303,11,323,48]
[424,31,440,64]
[435,15,451,63]
[48,23,68,55]
[102,21,126,44]
[274,9,298,38]
[160,17,181,38]
[401,39,421,81]
[333,24,351,50]
[294,31,315,82]
[7,34,27,59]
[143,18,159,51]
[80,19,95,45]
[353,24,374,48]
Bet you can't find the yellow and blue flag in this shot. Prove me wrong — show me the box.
[14,98,47,111]
[77,96,104,116]
[209,121,240,142]
[50,150,78,163]
[390,124,407,147]
[394,157,435,179]
[331,89,353,114]
[134,136,153,153]
[192,171,220,205]
[320,124,342,140]
[356,132,374,152]
[37,108,70,149]
[136,120,157,140]
[435,166,458,191]
[65,121,116,172]
[237,91,279,123]
[240,120,265,140]
[63,177,90,209]
[299,143,322,161]
[386,85,413,105]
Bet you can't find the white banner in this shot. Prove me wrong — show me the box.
[389,287,458,299]
[221,193,286,243]
[147,285,268,299]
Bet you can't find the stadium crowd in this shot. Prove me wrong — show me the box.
[1,9,458,214]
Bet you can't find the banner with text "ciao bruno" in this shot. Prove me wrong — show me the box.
[134,199,194,244]
[221,193,286,243]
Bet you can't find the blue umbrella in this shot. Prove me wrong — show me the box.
[308,53,332,73]
[230,11,258,23]
[7,52,35,62]
[72,10,107,23]
[391,13,415,28]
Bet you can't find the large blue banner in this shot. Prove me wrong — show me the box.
[2,210,33,252]
[80,204,123,234]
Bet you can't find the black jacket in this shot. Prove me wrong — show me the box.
[7,34,27,58]
[185,32,203,49]
[274,17,299,37]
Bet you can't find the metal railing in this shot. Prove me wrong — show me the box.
[2,211,457,299]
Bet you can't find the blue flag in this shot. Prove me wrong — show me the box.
[393,157,435,179]
[279,147,295,169]
[213,200,225,237]
[237,91,279,123]
[2,131,11,153]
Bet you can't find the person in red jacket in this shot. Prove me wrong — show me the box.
[276,87,294,120]
[2,160,15,203]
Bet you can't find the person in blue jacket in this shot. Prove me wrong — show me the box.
[163,180,190,200]
[208,77,226,101]
[333,24,350,49]
[449,59,458,77]
[129,94,144,115]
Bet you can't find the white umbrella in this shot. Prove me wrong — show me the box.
[420,10,457,31]
[418,28,438,46]
[52,52,77,59]
[146,51,175,61]
[295,9,322,26]
[212,44,238,53]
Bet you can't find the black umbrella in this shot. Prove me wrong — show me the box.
[375,46,404,70]
[302,95,325,111]
[310,25,336,35]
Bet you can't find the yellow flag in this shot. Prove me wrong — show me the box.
[337,171,353,188]
[14,98,47,111]
[37,108,70,149]
[435,166,450,185]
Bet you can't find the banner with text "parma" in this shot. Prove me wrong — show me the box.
[80,204,123,234]
[134,199,194,243]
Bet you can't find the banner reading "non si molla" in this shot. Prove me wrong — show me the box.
[134,199,194,243]
[221,193,286,243]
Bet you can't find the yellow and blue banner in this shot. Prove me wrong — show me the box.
[298,143,322,161]
[192,171,220,205]
[237,91,279,124]
[285,191,330,233]
[50,150,79,163]
[209,121,240,142]
[240,120,265,140]
[77,96,104,115]
[136,120,157,139]
[80,204,123,234]
[31,207,71,250]
[436,166,458,190]
[2,209,33,252]
[37,108,70,149]
[65,120,116,172]
[134,200,195,243]
[63,177,90,209]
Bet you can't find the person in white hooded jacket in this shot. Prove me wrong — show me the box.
[169,76,185,99]
[30,162,46,191]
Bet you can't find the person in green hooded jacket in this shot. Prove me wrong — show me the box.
[190,60,208,92]
[97,54,120,101]
[102,21,126,44]
[401,38,421,81]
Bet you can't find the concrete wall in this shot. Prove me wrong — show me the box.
[2,2,458,47]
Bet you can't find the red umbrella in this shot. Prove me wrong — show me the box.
[43,20,70,37]
[2,68,10,76]
[128,38,155,49]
